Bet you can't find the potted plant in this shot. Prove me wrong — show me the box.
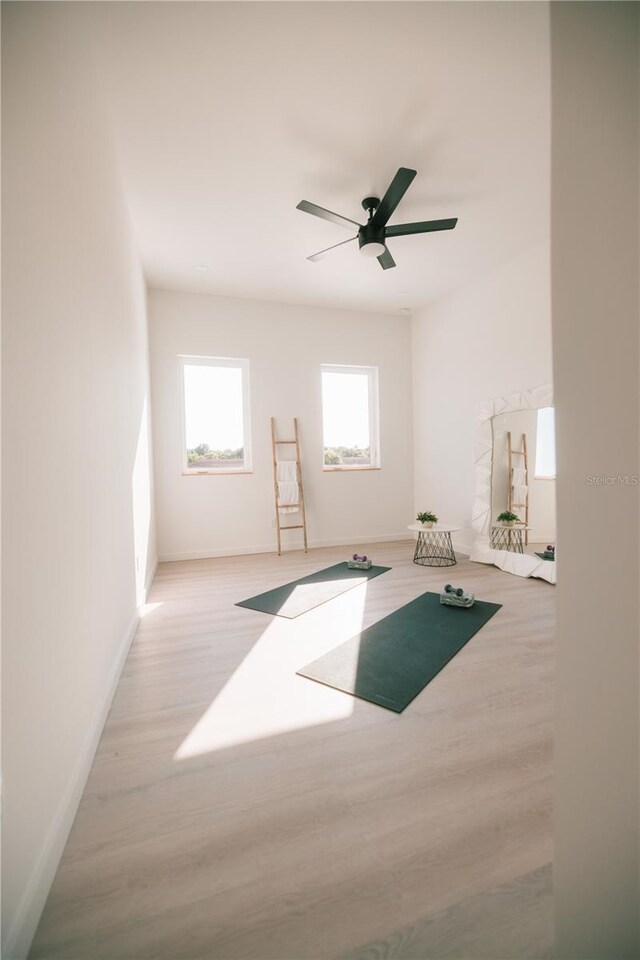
[416,511,438,529]
[496,510,520,526]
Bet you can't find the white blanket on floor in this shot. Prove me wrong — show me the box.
[469,543,556,584]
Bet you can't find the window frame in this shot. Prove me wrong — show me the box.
[178,354,252,476]
[320,363,381,472]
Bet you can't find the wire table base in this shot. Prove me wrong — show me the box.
[491,525,526,553]
[413,530,457,567]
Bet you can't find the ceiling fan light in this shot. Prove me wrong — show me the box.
[359,240,386,258]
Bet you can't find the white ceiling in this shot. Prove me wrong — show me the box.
[89,2,550,315]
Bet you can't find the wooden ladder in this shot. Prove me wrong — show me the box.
[271,417,308,556]
[507,430,529,545]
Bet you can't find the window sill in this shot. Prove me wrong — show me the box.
[182,469,253,477]
[323,466,381,472]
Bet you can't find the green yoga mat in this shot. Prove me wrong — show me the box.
[236,561,390,619]
[297,591,502,712]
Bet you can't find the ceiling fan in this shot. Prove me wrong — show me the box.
[296,167,458,270]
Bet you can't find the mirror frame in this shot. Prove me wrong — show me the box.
[471,383,554,543]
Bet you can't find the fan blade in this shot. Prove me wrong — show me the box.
[296,200,362,231]
[377,246,396,270]
[307,236,357,262]
[386,217,458,237]
[370,167,417,228]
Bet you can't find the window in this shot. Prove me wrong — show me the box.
[321,364,380,469]
[179,356,251,474]
[535,406,556,479]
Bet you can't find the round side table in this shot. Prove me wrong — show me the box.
[407,523,461,567]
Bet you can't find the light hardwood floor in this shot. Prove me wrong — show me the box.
[31,541,554,960]
[345,863,553,959]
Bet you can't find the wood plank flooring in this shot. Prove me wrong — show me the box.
[344,864,553,959]
[30,541,554,959]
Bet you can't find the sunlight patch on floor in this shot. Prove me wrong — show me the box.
[174,584,369,759]
[139,601,163,618]
[272,577,368,618]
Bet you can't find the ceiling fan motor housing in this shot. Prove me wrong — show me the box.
[358,220,385,252]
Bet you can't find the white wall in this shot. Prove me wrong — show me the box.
[411,240,552,552]
[1,6,156,958]
[551,3,639,956]
[149,288,413,560]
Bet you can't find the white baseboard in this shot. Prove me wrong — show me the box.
[4,612,140,960]
[158,532,411,563]
[308,532,410,550]
[451,532,474,556]
[159,544,278,562]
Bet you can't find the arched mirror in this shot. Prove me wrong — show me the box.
[470,385,556,583]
